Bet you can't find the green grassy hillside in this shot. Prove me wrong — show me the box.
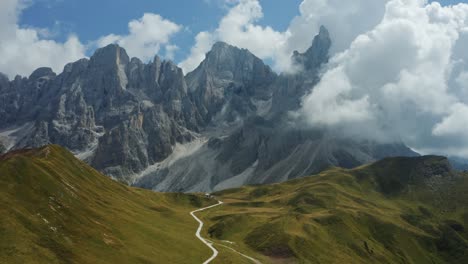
[3,146,467,264]
[199,155,468,263]
[0,145,215,264]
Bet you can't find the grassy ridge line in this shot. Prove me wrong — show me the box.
[0,145,216,264]
[197,156,468,263]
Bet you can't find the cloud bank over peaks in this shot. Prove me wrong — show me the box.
[299,0,468,158]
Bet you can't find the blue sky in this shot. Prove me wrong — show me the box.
[19,0,302,62]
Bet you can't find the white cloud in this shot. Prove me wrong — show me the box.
[96,13,182,62]
[179,31,215,73]
[287,0,390,56]
[299,0,468,158]
[456,70,468,88]
[164,44,179,60]
[215,0,287,59]
[433,103,468,137]
[0,0,86,77]
[301,66,373,126]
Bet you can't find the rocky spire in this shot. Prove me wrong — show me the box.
[90,44,130,68]
[292,25,332,72]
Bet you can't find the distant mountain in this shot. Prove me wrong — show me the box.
[186,41,277,124]
[134,27,418,192]
[207,155,468,263]
[449,157,468,171]
[0,26,417,191]
[0,45,202,182]
[0,145,215,263]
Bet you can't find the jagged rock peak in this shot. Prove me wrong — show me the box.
[210,41,238,53]
[201,41,265,68]
[0,72,9,91]
[29,67,56,81]
[190,40,275,81]
[317,25,330,42]
[0,72,9,83]
[90,44,130,66]
[292,25,332,72]
[63,58,90,74]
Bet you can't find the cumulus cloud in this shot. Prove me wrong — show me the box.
[96,13,182,62]
[300,0,468,158]
[214,0,287,59]
[164,44,179,60]
[433,103,468,137]
[179,31,215,73]
[0,0,86,77]
[287,0,390,56]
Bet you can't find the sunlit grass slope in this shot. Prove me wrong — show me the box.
[0,145,214,264]
[202,155,468,264]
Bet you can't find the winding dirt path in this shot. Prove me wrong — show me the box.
[190,200,223,264]
[190,200,262,264]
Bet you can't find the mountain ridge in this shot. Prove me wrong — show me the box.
[0,144,217,263]
[0,26,418,191]
[202,154,468,263]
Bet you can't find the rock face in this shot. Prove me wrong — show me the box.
[186,42,276,124]
[0,44,200,181]
[0,27,418,190]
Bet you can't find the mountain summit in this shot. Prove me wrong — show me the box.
[186,41,276,123]
[292,25,332,72]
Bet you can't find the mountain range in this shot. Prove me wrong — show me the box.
[0,26,417,192]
